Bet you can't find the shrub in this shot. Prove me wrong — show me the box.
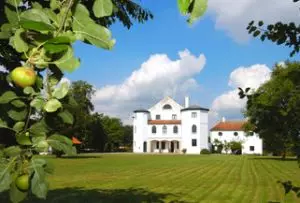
[200,149,211,154]
[182,148,187,154]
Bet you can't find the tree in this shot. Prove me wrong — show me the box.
[243,62,300,159]
[223,141,231,154]
[247,0,300,57]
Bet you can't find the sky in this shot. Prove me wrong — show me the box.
[63,0,300,126]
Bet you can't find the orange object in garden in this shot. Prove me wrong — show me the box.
[72,137,82,145]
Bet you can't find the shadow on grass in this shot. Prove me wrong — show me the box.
[0,187,192,203]
[249,157,297,161]
[59,155,102,159]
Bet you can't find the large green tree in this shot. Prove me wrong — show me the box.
[244,62,300,159]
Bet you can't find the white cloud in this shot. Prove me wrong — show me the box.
[208,0,300,42]
[92,49,206,123]
[210,64,271,124]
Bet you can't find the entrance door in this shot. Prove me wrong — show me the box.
[170,142,174,153]
[143,141,147,153]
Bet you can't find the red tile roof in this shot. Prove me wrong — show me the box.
[210,121,246,131]
[148,120,181,125]
[72,137,82,144]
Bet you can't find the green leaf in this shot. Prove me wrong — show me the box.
[47,134,75,155]
[0,160,13,192]
[0,31,11,39]
[3,146,21,157]
[54,47,80,72]
[10,181,28,203]
[44,43,69,54]
[20,19,55,32]
[50,0,60,10]
[47,36,71,44]
[6,0,22,7]
[12,28,29,53]
[5,6,19,26]
[52,81,69,99]
[23,86,35,95]
[16,133,32,145]
[0,118,8,129]
[188,0,207,24]
[31,2,43,9]
[30,97,45,111]
[93,0,113,18]
[0,91,18,104]
[11,100,26,108]
[29,120,49,137]
[30,158,49,199]
[58,110,74,124]
[178,0,191,14]
[44,98,62,113]
[20,9,51,24]
[8,109,27,121]
[32,136,48,152]
[13,122,25,132]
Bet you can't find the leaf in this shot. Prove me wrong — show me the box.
[13,122,25,132]
[44,43,69,54]
[5,6,19,26]
[23,86,35,95]
[47,36,71,44]
[44,99,62,113]
[20,19,55,32]
[0,31,11,39]
[93,0,113,18]
[47,134,75,155]
[0,91,18,104]
[53,47,80,72]
[253,30,261,37]
[0,161,13,192]
[188,0,208,24]
[30,158,48,199]
[10,181,28,203]
[3,146,21,157]
[12,28,29,53]
[20,9,51,24]
[6,0,22,7]
[32,136,48,152]
[50,0,60,10]
[52,82,69,99]
[178,0,191,14]
[0,118,8,129]
[29,120,49,137]
[58,110,74,124]
[16,133,32,145]
[8,109,27,121]
[11,100,26,108]
[30,97,44,111]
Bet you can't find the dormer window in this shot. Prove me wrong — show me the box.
[163,104,172,110]
[156,115,161,120]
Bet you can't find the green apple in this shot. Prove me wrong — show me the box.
[11,67,36,88]
[15,174,29,191]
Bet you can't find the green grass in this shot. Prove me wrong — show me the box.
[2,154,300,203]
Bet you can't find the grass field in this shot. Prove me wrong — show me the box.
[1,154,300,203]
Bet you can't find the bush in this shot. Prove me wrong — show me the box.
[182,148,187,154]
[200,149,211,154]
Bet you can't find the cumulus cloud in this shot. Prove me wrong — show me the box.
[208,0,300,42]
[92,49,206,123]
[210,64,271,124]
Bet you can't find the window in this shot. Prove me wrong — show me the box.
[156,114,161,120]
[192,139,197,146]
[163,104,172,110]
[218,132,223,136]
[156,141,159,149]
[162,141,166,149]
[173,126,178,134]
[192,125,197,133]
[250,146,255,151]
[152,126,156,134]
[234,132,238,136]
[162,125,167,134]
[176,142,179,149]
[192,112,197,118]
[172,114,177,120]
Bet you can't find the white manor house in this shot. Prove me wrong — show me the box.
[133,96,209,154]
[133,96,263,155]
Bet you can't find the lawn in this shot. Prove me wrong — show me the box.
[1,154,300,203]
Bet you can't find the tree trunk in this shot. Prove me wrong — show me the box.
[281,149,286,160]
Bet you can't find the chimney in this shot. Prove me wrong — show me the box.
[222,117,226,122]
[185,96,189,108]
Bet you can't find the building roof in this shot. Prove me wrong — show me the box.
[148,120,181,125]
[210,121,246,131]
[133,109,150,113]
[181,105,209,112]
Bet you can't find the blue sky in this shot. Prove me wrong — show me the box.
[65,0,299,124]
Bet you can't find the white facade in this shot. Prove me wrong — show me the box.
[133,96,209,154]
[210,121,263,155]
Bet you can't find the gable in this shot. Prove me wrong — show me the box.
[148,96,183,112]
